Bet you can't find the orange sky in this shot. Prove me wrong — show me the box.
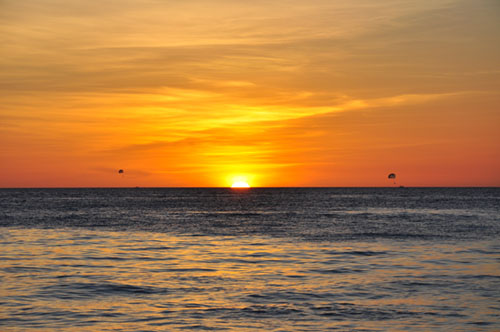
[1,0,499,187]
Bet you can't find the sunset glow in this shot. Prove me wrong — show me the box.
[231,181,250,189]
[0,0,499,187]
[229,175,252,188]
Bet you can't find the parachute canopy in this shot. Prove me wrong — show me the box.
[388,173,396,179]
[118,169,124,174]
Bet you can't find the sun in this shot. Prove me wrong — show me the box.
[227,174,254,188]
[231,181,250,188]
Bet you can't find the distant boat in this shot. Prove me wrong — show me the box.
[399,185,405,188]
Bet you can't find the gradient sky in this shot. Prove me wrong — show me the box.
[1,0,499,187]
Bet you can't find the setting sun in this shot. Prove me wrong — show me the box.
[228,174,254,188]
[231,181,250,188]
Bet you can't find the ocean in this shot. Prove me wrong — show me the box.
[0,188,499,331]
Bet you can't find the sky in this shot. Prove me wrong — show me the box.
[1,0,499,187]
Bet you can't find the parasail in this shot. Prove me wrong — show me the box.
[118,169,124,174]
[388,173,396,185]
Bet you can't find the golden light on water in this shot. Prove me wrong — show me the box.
[4,227,497,330]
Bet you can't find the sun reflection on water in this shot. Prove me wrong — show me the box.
[1,228,498,331]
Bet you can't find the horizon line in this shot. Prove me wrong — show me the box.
[0,186,499,189]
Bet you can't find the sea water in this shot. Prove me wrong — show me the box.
[0,188,499,331]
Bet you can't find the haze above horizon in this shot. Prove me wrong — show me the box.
[1,0,499,187]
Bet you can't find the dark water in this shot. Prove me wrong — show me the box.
[1,188,499,331]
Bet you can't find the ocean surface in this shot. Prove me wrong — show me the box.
[0,187,499,331]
